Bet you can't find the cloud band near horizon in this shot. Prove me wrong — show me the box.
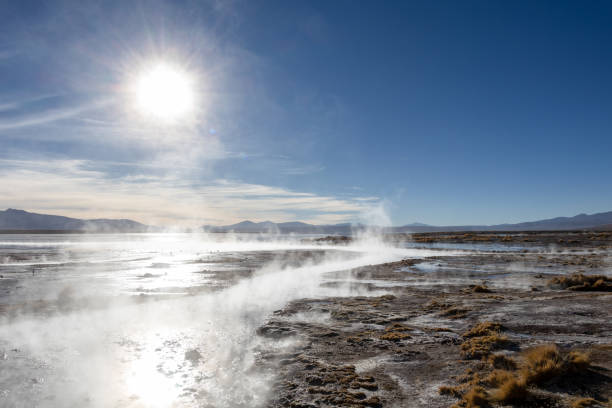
[0,159,381,226]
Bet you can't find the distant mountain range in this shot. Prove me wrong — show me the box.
[2,208,612,233]
[203,211,612,233]
[0,208,149,232]
[446,211,612,232]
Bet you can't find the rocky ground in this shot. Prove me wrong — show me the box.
[257,232,612,408]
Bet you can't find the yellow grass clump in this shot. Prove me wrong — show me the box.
[441,341,595,408]
[379,331,411,341]
[380,322,412,341]
[460,386,489,408]
[461,334,514,359]
[484,370,514,388]
[460,322,515,359]
[488,375,528,404]
[384,322,411,332]
[463,322,503,338]
[570,397,601,408]
[440,307,471,319]
[520,344,591,385]
[548,273,612,291]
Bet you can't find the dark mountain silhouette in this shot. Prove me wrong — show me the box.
[0,209,149,232]
[204,211,612,233]
[2,208,611,233]
[390,211,612,232]
[499,212,612,230]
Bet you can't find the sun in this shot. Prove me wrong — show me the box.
[134,63,195,121]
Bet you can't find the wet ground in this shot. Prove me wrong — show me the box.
[260,232,612,408]
[0,234,413,407]
[0,232,610,407]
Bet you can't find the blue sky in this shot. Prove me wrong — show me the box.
[0,0,611,226]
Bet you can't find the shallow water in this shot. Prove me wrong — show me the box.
[0,233,457,408]
[402,240,528,252]
[0,233,356,303]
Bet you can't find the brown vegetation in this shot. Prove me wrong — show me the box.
[441,307,471,319]
[471,284,492,293]
[461,334,515,359]
[442,322,597,407]
[439,385,463,399]
[488,354,517,370]
[384,322,411,332]
[488,376,528,404]
[570,397,602,408]
[460,322,515,359]
[462,284,492,294]
[548,273,612,291]
[379,331,411,341]
[484,369,515,388]
[520,344,591,385]
[460,386,489,408]
[425,299,453,310]
[463,322,503,338]
[380,322,412,341]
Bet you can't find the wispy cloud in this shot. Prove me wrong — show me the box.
[0,102,20,112]
[0,159,379,226]
[0,99,111,130]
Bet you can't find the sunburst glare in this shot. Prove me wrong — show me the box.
[134,63,195,122]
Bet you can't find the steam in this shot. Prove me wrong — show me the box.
[0,232,444,408]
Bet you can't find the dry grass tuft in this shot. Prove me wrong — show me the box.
[489,375,528,404]
[488,353,517,370]
[379,331,411,341]
[442,340,597,408]
[482,369,529,404]
[521,344,565,384]
[521,344,591,385]
[439,370,488,406]
[567,350,591,371]
[439,385,463,398]
[440,307,470,319]
[384,322,411,332]
[463,322,503,338]
[548,273,612,291]
[470,284,492,293]
[460,386,490,408]
[429,327,454,332]
[484,370,514,388]
[461,334,515,359]
[570,397,601,408]
[380,322,412,341]
[444,369,530,407]
[460,322,516,359]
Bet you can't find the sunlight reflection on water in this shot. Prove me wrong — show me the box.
[0,233,457,407]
